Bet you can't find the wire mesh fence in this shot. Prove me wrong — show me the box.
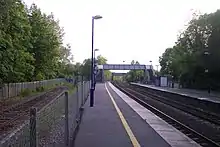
[0,80,90,147]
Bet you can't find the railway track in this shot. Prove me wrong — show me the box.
[112,82,220,147]
[0,86,67,139]
[130,84,220,125]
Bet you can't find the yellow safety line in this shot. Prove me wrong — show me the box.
[105,83,141,147]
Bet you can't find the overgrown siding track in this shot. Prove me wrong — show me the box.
[0,86,67,139]
[112,82,220,147]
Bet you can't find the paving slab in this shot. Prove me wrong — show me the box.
[106,83,171,147]
[74,83,172,147]
[73,83,132,147]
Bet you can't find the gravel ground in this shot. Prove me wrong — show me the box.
[36,85,88,147]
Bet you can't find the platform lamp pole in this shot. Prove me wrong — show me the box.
[149,60,152,68]
[149,60,153,84]
[94,49,99,58]
[94,49,99,89]
[156,65,159,72]
[90,15,102,107]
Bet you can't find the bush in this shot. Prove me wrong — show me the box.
[40,86,44,91]
[58,74,65,78]
[36,86,45,92]
[20,89,31,97]
[36,72,45,81]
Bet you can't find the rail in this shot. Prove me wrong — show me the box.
[113,82,220,147]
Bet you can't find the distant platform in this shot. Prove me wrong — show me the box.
[131,83,220,104]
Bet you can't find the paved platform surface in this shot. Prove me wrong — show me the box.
[74,83,201,147]
[74,83,170,147]
[132,83,220,103]
[109,82,201,147]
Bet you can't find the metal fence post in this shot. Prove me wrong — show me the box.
[87,82,88,97]
[64,91,69,146]
[86,82,88,98]
[81,76,84,106]
[30,107,37,147]
[83,82,86,101]
[76,81,79,113]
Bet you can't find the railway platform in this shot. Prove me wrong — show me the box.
[132,83,220,104]
[73,82,200,147]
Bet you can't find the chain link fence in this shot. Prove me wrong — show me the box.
[0,80,90,147]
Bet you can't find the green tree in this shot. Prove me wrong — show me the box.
[96,55,111,80]
[73,62,82,76]
[125,60,145,82]
[56,44,75,78]
[80,55,111,80]
[80,59,91,80]
[96,55,107,64]
[0,0,34,83]
[28,4,64,80]
[159,10,220,89]
[0,1,76,83]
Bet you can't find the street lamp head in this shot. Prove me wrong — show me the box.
[94,49,99,51]
[93,15,103,20]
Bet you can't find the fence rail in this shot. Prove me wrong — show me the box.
[0,78,66,99]
[0,80,90,147]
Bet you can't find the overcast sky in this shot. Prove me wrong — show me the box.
[24,0,220,68]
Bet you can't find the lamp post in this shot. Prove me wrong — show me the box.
[90,15,102,107]
[94,49,99,57]
[149,60,152,69]
[156,65,159,72]
[94,49,99,89]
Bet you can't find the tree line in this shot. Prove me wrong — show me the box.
[159,10,220,90]
[0,0,113,84]
[124,60,145,82]
[74,55,112,81]
[0,0,76,84]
